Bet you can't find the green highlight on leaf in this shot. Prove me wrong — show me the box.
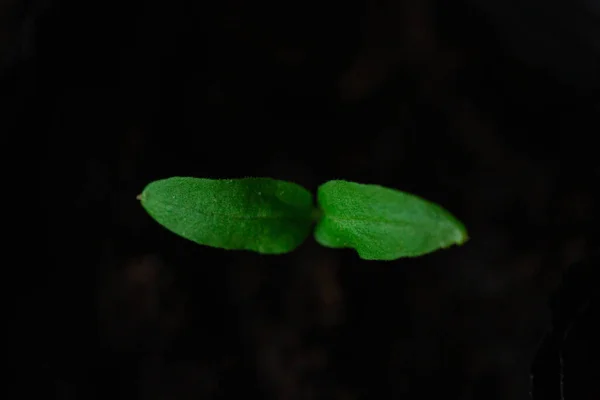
[314,180,468,260]
[138,177,316,254]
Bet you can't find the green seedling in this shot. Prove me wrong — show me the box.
[138,177,468,260]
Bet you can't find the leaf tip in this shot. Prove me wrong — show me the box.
[455,224,470,244]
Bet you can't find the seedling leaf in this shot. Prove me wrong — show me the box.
[314,180,468,260]
[139,177,315,254]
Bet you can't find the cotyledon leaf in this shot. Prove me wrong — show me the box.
[139,177,316,254]
[314,180,468,260]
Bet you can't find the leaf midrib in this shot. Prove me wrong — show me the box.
[155,198,315,222]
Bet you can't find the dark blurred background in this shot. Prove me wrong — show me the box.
[4,0,598,398]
